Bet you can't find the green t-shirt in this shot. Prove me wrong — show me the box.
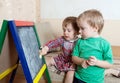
[72,37,113,83]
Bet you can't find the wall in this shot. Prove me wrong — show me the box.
[40,0,120,20]
[0,0,120,46]
[37,19,120,46]
[0,0,37,29]
[38,0,120,46]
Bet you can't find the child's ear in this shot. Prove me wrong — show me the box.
[74,32,77,36]
[75,31,80,35]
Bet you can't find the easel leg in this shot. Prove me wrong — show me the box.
[43,57,52,83]
[9,58,19,83]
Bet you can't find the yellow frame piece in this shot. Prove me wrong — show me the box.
[0,64,18,80]
[33,64,46,83]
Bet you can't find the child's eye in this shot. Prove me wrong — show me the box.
[81,28,84,30]
[63,28,71,32]
[68,30,71,32]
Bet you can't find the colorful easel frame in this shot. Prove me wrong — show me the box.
[0,20,18,81]
[8,20,51,83]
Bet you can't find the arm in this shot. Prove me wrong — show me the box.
[95,40,113,69]
[39,37,63,56]
[72,56,84,65]
[72,56,89,68]
[87,56,113,69]
[87,39,113,69]
[96,60,113,69]
[45,37,63,49]
[72,39,89,68]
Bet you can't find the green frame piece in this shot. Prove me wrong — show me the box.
[34,25,51,83]
[0,20,8,54]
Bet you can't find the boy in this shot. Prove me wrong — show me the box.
[72,9,113,83]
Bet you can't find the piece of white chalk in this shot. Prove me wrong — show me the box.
[39,55,42,59]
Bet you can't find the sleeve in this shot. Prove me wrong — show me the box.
[102,40,113,64]
[45,36,64,49]
[72,39,80,57]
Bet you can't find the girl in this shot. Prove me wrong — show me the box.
[40,16,79,83]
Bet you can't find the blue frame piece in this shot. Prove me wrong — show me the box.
[8,21,33,83]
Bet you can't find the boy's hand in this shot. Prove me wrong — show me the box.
[87,56,98,66]
[81,60,89,68]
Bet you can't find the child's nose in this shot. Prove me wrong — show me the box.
[79,30,81,34]
[64,31,68,34]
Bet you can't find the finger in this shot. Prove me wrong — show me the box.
[90,56,95,59]
[86,60,90,65]
[89,59,95,62]
[88,63,94,66]
[82,61,88,68]
[87,61,95,66]
[39,49,42,53]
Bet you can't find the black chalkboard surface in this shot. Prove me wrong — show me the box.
[17,26,43,79]
[8,21,51,83]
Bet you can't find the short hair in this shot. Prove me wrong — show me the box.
[77,9,104,34]
[62,16,79,35]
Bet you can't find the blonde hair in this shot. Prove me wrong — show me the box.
[62,16,79,35]
[77,9,104,34]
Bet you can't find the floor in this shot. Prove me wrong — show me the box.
[1,69,120,83]
[1,60,120,83]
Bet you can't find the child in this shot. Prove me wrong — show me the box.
[72,9,113,83]
[40,16,79,83]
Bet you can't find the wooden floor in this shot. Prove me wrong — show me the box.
[1,57,120,83]
[0,63,63,83]
[1,71,120,83]
[0,72,62,83]
[13,74,62,83]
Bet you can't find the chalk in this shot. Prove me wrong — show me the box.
[39,54,42,59]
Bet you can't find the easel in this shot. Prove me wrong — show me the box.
[0,20,51,83]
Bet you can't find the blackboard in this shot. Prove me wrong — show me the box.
[8,21,51,83]
[18,26,43,79]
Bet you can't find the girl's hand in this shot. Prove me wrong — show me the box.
[39,46,49,56]
[87,56,98,66]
